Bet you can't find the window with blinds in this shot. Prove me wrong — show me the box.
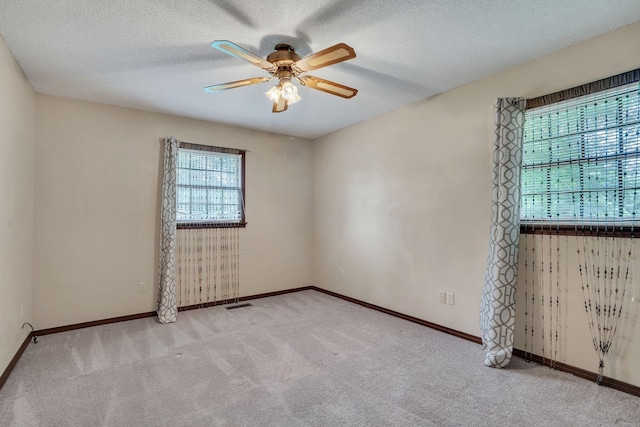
[176,146,245,227]
[521,77,640,229]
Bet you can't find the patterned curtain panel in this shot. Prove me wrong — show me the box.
[158,136,179,323]
[480,98,525,368]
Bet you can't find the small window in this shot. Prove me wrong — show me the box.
[521,73,640,234]
[176,144,245,228]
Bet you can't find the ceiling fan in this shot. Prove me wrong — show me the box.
[205,40,358,113]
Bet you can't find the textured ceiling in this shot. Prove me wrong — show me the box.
[1,1,640,139]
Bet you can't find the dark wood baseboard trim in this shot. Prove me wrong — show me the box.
[310,286,483,345]
[35,311,157,336]
[11,285,638,398]
[239,286,315,302]
[177,286,315,312]
[311,286,639,397]
[513,349,640,397]
[0,332,33,391]
[35,287,316,336]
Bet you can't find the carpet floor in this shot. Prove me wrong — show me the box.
[0,290,638,426]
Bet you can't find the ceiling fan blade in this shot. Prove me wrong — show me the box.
[211,40,276,72]
[204,77,272,93]
[299,76,358,99]
[292,43,356,73]
[272,96,288,113]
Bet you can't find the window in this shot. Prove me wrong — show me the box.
[521,70,640,234]
[176,143,245,227]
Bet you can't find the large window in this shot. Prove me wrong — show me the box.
[176,143,245,227]
[521,70,640,233]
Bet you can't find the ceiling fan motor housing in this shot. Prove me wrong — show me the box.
[266,45,302,69]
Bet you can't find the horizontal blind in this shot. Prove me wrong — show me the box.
[521,81,640,226]
[177,148,243,223]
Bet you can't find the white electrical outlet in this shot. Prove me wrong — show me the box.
[340,269,346,279]
[446,292,455,305]
[139,282,147,293]
[439,291,446,304]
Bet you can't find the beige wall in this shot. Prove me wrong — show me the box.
[4,18,640,389]
[312,22,640,387]
[0,36,35,375]
[33,96,314,329]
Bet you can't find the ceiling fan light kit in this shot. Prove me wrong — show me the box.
[279,80,302,104]
[205,40,358,113]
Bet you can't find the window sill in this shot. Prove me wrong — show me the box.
[520,224,637,238]
[177,222,247,229]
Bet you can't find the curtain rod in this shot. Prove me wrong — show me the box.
[177,139,253,152]
[525,67,640,110]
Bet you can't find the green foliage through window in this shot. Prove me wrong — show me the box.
[521,82,640,225]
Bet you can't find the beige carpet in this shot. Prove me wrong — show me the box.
[1,290,638,426]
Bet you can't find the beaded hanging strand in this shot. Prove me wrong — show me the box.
[177,228,184,308]
[233,188,243,305]
[230,224,236,304]
[224,225,230,302]
[546,112,558,369]
[577,94,598,379]
[540,111,551,365]
[205,227,213,304]
[219,226,226,302]
[594,93,611,383]
[531,197,537,357]
[588,95,603,379]
[550,117,561,369]
[540,188,547,365]
[523,118,535,363]
[197,228,203,308]
[212,226,218,304]
[524,230,530,361]
[530,201,536,356]
[233,223,240,304]
[552,214,561,369]
[596,88,638,383]
[188,229,194,306]
[578,84,638,384]
[571,97,583,370]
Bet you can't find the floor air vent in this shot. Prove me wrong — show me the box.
[225,303,252,310]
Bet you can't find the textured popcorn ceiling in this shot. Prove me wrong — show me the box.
[1,1,639,139]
